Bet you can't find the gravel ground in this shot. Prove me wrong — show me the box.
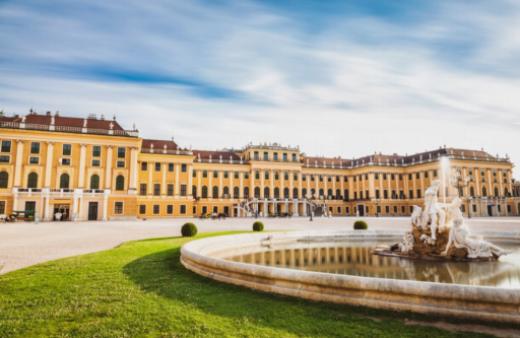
[1,216,519,274]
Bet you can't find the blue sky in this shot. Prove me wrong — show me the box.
[0,0,519,176]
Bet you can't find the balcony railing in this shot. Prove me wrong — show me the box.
[0,121,138,137]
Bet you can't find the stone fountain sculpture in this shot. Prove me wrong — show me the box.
[382,178,505,261]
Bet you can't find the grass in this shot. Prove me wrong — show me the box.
[0,232,492,338]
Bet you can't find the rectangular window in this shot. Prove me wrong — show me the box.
[264,172,269,179]
[154,184,161,196]
[0,201,5,214]
[117,147,125,158]
[417,189,422,198]
[29,156,39,164]
[181,164,187,172]
[30,142,40,154]
[141,162,148,171]
[117,160,125,168]
[92,145,101,157]
[263,152,268,160]
[92,159,100,167]
[168,163,174,172]
[62,144,71,156]
[283,153,288,161]
[140,184,147,195]
[167,184,174,196]
[224,171,229,179]
[253,151,259,160]
[244,173,249,179]
[139,204,146,214]
[155,163,161,171]
[114,202,124,214]
[203,170,208,178]
[273,152,278,161]
[234,172,239,179]
[0,155,9,163]
[409,190,414,199]
[180,184,187,196]
[292,153,297,162]
[61,158,71,165]
[180,205,186,214]
[213,171,218,178]
[167,205,173,214]
[153,205,160,214]
[1,140,11,153]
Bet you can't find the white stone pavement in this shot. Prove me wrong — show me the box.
[0,216,519,275]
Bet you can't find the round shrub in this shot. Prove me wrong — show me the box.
[181,222,198,237]
[252,221,264,232]
[353,220,368,230]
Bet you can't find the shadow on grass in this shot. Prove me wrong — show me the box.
[121,245,499,337]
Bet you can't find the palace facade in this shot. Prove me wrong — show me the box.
[0,111,518,221]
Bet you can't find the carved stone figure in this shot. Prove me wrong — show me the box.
[378,179,505,262]
[442,198,505,259]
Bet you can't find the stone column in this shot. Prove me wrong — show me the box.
[105,146,113,189]
[289,172,294,199]
[197,170,202,197]
[44,142,54,188]
[78,144,87,188]
[340,175,345,198]
[314,174,319,198]
[129,147,138,193]
[174,163,180,196]
[161,162,167,195]
[239,172,244,198]
[218,171,223,198]
[260,170,265,198]
[368,173,375,199]
[230,171,234,198]
[102,190,109,221]
[208,171,213,198]
[332,175,336,198]
[298,172,303,199]
[348,177,354,200]
[280,171,285,199]
[13,140,24,187]
[270,170,274,198]
[187,164,193,197]
[147,164,153,195]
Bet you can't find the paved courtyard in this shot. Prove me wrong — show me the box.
[1,216,519,274]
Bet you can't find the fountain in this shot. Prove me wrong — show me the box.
[181,156,519,323]
[377,157,506,261]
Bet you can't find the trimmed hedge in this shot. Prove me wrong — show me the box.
[252,221,264,232]
[181,222,198,237]
[353,220,368,230]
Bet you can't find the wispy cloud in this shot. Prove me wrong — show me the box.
[0,0,519,176]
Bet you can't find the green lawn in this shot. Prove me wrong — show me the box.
[0,232,490,337]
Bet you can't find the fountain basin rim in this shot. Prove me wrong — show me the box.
[181,230,520,323]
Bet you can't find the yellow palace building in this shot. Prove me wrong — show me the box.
[0,111,519,221]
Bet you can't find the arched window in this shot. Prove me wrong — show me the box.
[60,173,70,189]
[319,189,324,197]
[0,171,8,188]
[494,187,499,197]
[311,188,316,198]
[192,185,197,198]
[223,186,230,198]
[233,187,239,198]
[336,189,341,199]
[344,189,349,201]
[327,189,333,198]
[27,172,38,189]
[264,187,270,198]
[115,175,125,191]
[283,187,289,199]
[274,187,280,198]
[470,186,475,197]
[254,187,260,198]
[244,187,249,198]
[212,186,218,198]
[482,187,487,197]
[201,186,208,198]
[90,174,100,189]
[302,188,307,198]
[293,188,299,199]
